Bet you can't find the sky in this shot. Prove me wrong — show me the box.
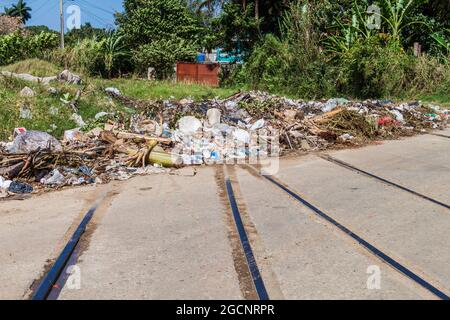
[0,0,124,30]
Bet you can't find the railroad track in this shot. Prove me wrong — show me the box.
[223,166,270,300]
[319,155,450,211]
[430,133,450,139]
[31,206,99,300]
[31,159,449,300]
[223,163,450,300]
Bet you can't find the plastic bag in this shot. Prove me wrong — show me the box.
[8,181,33,194]
[8,131,62,154]
[178,116,202,135]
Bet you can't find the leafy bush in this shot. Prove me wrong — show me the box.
[0,32,25,65]
[48,38,105,76]
[133,37,197,79]
[0,31,58,66]
[406,54,450,95]
[234,1,336,98]
[65,23,108,46]
[337,38,412,97]
[210,3,259,57]
[234,34,290,92]
[116,0,203,78]
[117,0,204,49]
[48,34,129,78]
[431,29,450,58]
[337,37,450,98]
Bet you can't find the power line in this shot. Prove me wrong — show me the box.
[33,0,56,17]
[73,1,117,29]
[76,0,116,16]
[80,8,115,29]
[1,0,118,33]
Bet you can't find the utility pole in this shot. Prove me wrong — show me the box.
[60,0,65,49]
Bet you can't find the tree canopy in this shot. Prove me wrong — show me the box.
[116,0,205,48]
[4,0,32,23]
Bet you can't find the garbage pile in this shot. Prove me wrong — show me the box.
[0,91,448,198]
[0,129,173,198]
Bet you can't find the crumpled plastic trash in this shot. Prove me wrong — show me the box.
[425,113,441,120]
[210,123,232,136]
[71,113,86,127]
[0,176,11,190]
[225,101,237,110]
[378,116,397,127]
[0,176,12,190]
[8,181,33,194]
[20,104,33,119]
[40,169,65,185]
[178,116,202,135]
[7,131,62,154]
[78,165,92,177]
[132,119,162,136]
[338,133,355,142]
[206,108,221,126]
[322,98,350,113]
[105,87,121,96]
[161,123,172,138]
[94,112,111,120]
[232,128,250,144]
[390,110,405,123]
[13,127,27,137]
[63,128,87,142]
[250,119,265,131]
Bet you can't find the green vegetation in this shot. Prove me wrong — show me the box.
[0,59,235,139]
[0,0,449,138]
[230,0,450,99]
[94,78,236,100]
[1,58,60,77]
[3,0,32,23]
[0,76,82,139]
[112,0,205,79]
[0,31,58,65]
[133,38,197,79]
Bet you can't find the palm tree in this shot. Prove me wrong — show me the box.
[4,0,32,23]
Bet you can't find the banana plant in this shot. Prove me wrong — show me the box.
[377,0,427,42]
[431,29,450,58]
[103,33,129,79]
[323,18,359,54]
[323,1,374,55]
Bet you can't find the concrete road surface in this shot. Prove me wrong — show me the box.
[1,132,449,300]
